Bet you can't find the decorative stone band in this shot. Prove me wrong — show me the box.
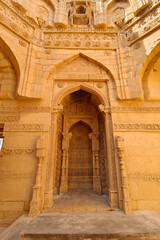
[113,123,160,132]
[44,32,117,50]
[0,0,34,43]
[1,148,35,156]
[128,172,160,183]
[4,124,49,132]
[0,107,51,113]
[1,106,160,113]
[125,3,160,45]
[124,0,160,30]
[0,116,20,122]
[111,106,160,113]
[0,170,35,182]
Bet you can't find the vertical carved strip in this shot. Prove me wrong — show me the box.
[99,115,108,194]
[60,132,72,194]
[99,104,118,208]
[89,133,101,195]
[44,105,63,209]
[117,136,133,215]
[54,113,63,194]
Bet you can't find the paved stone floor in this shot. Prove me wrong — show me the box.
[0,227,7,235]
[44,190,111,213]
[1,210,160,240]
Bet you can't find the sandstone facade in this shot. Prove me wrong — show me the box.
[0,0,160,226]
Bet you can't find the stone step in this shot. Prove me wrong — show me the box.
[2,211,160,240]
[20,232,160,240]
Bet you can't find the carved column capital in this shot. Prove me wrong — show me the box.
[52,104,63,114]
[98,104,110,114]
[62,132,72,151]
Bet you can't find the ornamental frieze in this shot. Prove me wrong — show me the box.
[44,32,117,49]
[128,172,160,183]
[124,3,160,45]
[111,106,160,113]
[1,148,35,156]
[113,123,160,132]
[0,115,20,122]
[0,0,34,43]
[4,124,49,132]
[0,107,51,113]
[0,170,35,182]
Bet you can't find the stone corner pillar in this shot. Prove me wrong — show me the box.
[99,104,118,209]
[43,105,63,210]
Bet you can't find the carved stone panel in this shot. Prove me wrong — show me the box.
[68,122,93,190]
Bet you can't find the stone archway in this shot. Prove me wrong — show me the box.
[45,88,119,210]
[43,54,119,210]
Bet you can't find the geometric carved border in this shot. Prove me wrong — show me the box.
[0,107,51,113]
[128,172,160,183]
[4,124,49,132]
[0,116,20,122]
[111,106,160,113]
[1,148,35,156]
[113,123,160,132]
[0,170,35,182]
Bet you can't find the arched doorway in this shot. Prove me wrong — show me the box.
[68,122,93,191]
[54,89,110,198]
[43,54,119,211]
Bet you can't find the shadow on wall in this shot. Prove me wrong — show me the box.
[141,42,160,101]
[0,37,20,99]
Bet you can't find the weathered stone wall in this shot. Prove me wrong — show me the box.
[0,0,160,225]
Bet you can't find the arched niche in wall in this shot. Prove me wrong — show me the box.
[106,0,131,27]
[142,42,160,101]
[0,37,20,99]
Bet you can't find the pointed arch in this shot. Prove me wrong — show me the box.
[141,42,160,101]
[53,83,108,108]
[69,120,93,133]
[141,42,160,83]
[0,36,20,81]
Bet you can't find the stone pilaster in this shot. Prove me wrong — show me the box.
[29,136,47,217]
[117,136,133,215]
[44,105,63,209]
[99,104,118,208]
[89,133,101,195]
[60,132,72,194]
